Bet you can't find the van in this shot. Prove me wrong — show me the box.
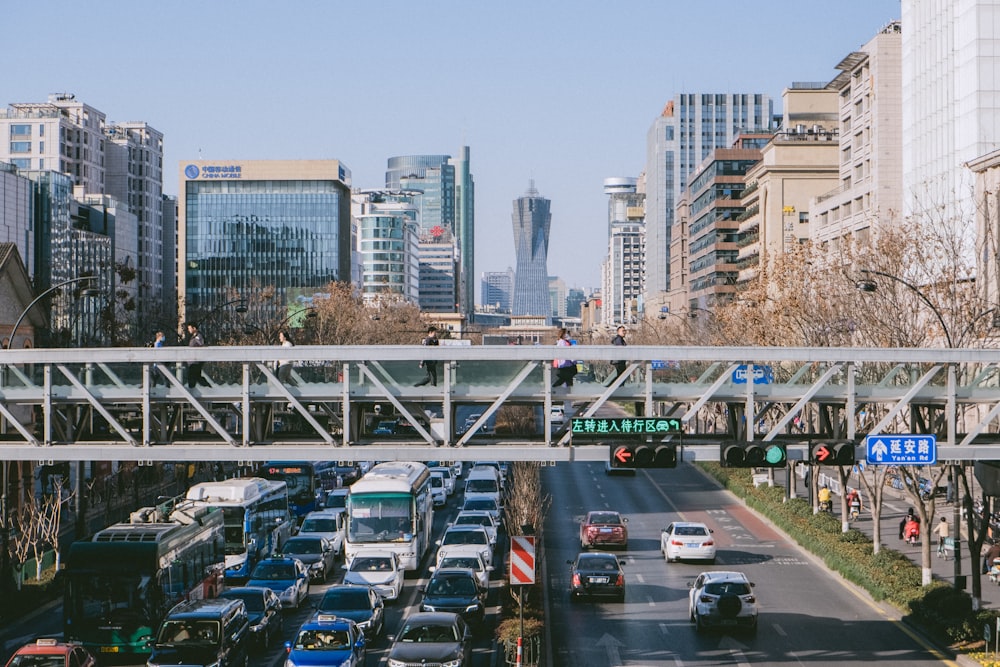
[464,467,501,506]
[148,598,250,667]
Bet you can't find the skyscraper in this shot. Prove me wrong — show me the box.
[644,93,773,316]
[511,181,551,320]
[601,177,645,327]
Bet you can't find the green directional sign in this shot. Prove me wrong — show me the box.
[570,417,683,437]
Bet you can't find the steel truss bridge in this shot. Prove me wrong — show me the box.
[3,344,1000,464]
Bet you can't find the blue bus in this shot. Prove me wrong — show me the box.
[183,477,294,584]
[258,461,338,520]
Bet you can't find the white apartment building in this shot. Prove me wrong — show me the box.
[811,21,903,243]
[600,177,644,327]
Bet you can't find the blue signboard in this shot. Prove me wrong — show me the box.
[732,364,773,385]
[865,434,937,465]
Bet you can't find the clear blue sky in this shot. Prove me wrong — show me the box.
[7,0,900,293]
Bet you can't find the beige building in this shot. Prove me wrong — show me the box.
[810,21,903,244]
[967,148,1000,309]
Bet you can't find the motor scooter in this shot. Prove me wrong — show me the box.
[819,498,833,513]
[904,520,920,545]
[849,499,861,521]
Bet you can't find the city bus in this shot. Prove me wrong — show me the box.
[183,477,294,584]
[257,461,338,521]
[63,498,225,661]
[344,461,433,571]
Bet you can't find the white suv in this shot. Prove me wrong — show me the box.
[688,570,758,635]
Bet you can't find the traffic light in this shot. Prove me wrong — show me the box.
[609,443,678,469]
[719,442,787,468]
[810,440,856,466]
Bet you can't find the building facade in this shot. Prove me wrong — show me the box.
[481,269,513,314]
[510,181,551,320]
[178,160,353,322]
[601,177,645,327]
[644,93,773,316]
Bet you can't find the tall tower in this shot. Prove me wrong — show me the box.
[511,180,551,320]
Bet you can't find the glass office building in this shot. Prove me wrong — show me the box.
[178,160,352,321]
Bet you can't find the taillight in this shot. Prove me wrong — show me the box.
[670,539,684,546]
[572,573,581,586]
[615,574,624,586]
[745,595,756,603]
[703,540,714,546]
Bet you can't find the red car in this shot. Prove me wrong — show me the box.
[4,639,97,667]
[580,510,629,549]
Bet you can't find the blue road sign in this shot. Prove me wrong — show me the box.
[732,364,773,385]
[651,360,666,370]
[865,434,937,465]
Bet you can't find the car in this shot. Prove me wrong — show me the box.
[450,461,463,479]
[246,555,310,609]
[430,471,448,507]
[452,510,498,547]
[372,420,397,435]
[298,509,345,558]
[433,553,492,590]
[567,552,625,602]
[419,568,487,625]
[282,535,338,582]
[460,496,501,523]
[342,551,404,601]
[332,462,362,485]
[150,598,250,667]
[579,510,629,549]
[385,612,472,667]
[470,461,505,487]
[437,525,493,568]
[4,638,97,667]
[661,521,716,563]
[429,466,456,495]
[284,614,366,667]
[313,585,385,639]
[688,570,758,635]
[219,586,284,650]
[549,406,565,425]
[460,413,483,435]
[322,487,349,511]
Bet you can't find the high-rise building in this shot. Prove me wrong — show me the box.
[601,177,645,327]
[644,93,773,316]
[451,147,475,317]
[548,276,568,319]
[510,181,551,320]
[903,2,1000,236]
[0,161,34,276]
[481,269,513,313]
[178,160,352,322]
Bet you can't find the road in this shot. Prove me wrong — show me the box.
[542,461,956,666]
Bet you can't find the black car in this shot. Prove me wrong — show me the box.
[568,552,625,602]
[219,586,283,650]
[386,612,472,667]
[419,568,487,625]
[282,535,337,582]
[314,585,385,639]
[149,598,250,667]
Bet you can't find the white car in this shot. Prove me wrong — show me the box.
[461,496,501,523]
[430,472,448,507]
[298,509,346,558]
[688,570,758,635]
[342,551,404,601]
[452,510,498,547]
[437,525,493,568]
[661,521,716,563]
[549,406,565,425]
[433,553,493,590]
[429,466,456,495]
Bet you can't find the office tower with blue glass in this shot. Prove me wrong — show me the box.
[510,181,551,321]
[178,160,352,322]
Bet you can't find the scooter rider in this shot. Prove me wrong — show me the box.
[818,485,833,512]
[846,488,862,519]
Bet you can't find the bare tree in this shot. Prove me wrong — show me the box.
[37,478,74,573]
[8,498,41,590]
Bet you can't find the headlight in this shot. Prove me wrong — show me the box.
[465,603,481,613]
[251,622,264,633]
[442,659,464,667]
[387,660,406,667]
[284,585,297,597]
[422,603,436,612]
[285,660,297,667]
[309,562,323,571]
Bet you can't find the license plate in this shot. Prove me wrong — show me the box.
[599,527,613,533]
[686,543,700,548]
[590,576,609,584]
[720,619,738,626]
[100,647,120,653]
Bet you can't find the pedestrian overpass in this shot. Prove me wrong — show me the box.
[3,344,1000,463]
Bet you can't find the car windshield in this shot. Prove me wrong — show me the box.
[440,557,480,570]
[157,620,220,644]
[319,588,372,611]
[464,499,496,512]
[578,556,618,571]
[675,526,708,537]
[456,515,490,528]
[351,557,392,572]
[8,656,65,667]
[285,539,323,554]
[588,513,622,525]
[466,479,498,493]
[399,622,458,643]
[222,592,263,611]
[325,494,347,509]
[252,563,295,580]
[293,629,350,650]
[301,518,339,532]
[428,576,478,596]
[443,530,487,546]
[704,582,751,596]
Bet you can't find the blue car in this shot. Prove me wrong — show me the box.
[284,614,366,667]
[247,555,310,610]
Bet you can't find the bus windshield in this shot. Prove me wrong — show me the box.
[67,573,152,625]
[348,493,412,543]
[220,507,248,555]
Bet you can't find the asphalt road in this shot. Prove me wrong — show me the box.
[541,461,957,667]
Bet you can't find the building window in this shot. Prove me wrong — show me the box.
[10,124,31,137]
[10,159,29,169]
[9,142,31,153]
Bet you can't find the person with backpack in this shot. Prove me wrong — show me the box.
[607,325,628,384]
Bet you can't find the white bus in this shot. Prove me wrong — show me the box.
[344,461,433,571]
[183,477,294,583]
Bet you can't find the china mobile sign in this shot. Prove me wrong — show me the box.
[509,536,536,585]
[184,164,243,179]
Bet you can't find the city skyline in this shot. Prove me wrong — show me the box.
[5,0,900,292]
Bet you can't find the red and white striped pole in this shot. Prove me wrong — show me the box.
[516,635,523,667]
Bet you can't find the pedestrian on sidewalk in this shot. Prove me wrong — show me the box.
[935,517,950,558]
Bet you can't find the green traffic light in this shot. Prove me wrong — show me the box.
[764,444,786,466]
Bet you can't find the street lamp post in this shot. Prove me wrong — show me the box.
[7,276,98,348]
[857,268,965,589]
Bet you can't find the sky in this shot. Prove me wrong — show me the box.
[6,0,901,294]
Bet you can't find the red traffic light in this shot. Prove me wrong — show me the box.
[609,444,677,469]
[811,441,855,465]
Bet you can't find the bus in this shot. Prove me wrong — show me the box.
[63,499,225,661]
[258,461,338,520]
[344,461,433,571]
[183,477,294,584]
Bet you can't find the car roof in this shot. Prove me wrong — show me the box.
[432,567,479,578]
[671,521,709,528]
[699,570,749,583]
[401,611,460,625]
[298,614,357,631]
[352,551,395,559]
[576,551,620,561]
[446,524,488,533]
[221,586,271,596]
[12,639,77,655]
